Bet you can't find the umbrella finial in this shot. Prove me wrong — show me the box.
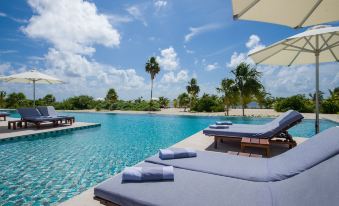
[308,25,331,30]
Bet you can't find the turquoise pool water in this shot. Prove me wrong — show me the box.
[0,112,338,205]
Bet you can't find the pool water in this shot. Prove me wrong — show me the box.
[0,112,338,205]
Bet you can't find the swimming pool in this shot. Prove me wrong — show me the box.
[0,112,338,205]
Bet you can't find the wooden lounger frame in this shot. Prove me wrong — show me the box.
[94,196,120,206]
[22,116,75,129]
[213,119,303,149]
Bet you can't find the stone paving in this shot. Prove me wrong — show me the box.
[0,117,100,141]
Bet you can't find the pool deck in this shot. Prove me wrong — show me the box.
[0,117,101,141]
[60,108,339,123]
[59,130,308,206]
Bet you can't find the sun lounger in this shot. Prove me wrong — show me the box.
[147,127,339,181]
[37,106,75,124]
[0,111,9,121]
[17,108,63,129]
[203,110,303,148]
[94,127,339,206]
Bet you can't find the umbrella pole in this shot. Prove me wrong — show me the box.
[315,35,320,134]
[33,80,36,107]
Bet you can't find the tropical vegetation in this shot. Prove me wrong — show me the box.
[186,78,200,110]
[0,61,338,115]
[145,56,160,111]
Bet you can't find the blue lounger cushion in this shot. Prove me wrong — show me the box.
[209,124,229,129]
[94,127,339,206]
[147,127,339,182]
[95,154,339,206]
[159,148,197,160]
[17,108,62,122]
[94,162,271,206]
[203,110,303,138]
[215,121,232,125]
[122,166,174,182]
[37,106,71,118]
[17,108,42,118]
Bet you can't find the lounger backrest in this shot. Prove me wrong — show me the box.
[17,108,42,118]
[269,110,303,127]
[263,110,303,137]
[37,106,58,117]
[268,127,339,181]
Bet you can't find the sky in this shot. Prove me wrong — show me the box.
[0,0,338,101]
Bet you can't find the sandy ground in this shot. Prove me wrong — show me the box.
[61,108,339,123]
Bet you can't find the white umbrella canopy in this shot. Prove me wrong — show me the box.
[232,0,339,28]
[0,69,64,106]
[1,69,63,84]
[249,25,339,133]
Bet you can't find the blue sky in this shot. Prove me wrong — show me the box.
[0,0,338,101]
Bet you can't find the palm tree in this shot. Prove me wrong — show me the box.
[145,57,160,110]
[105,88,118,110]
[177,93,190,112]
[255,88,270,109]
[42,94,56,105]
[173,99,178,108]
[309,91,324,103]
[328,87,339,102]
[216,78,238,115]
[0,91,6,108]
[158,96,170,108]
[232,62,263,116]
[186,78,200,111]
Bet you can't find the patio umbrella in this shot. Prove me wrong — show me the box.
[232,0,339,28]
[249,25,339,133]
[0,69,64,106]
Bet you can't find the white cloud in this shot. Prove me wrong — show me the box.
[184,23,222,42]
[226,34,263,68]
[227,34,339,97]
[227,52,254,68]
[0,63,12,75]
[107,14,133,25]
[0,50,17,54]
[0,11,27,23]
[43,49,146,96]
[126,5,147,26]
[157,47,179,71]
[258,64,339,97]
[23,0,120,55]
[183,45,194,54]
[246,34,265,54]
[12,0,148,99]
[154,0,167,12]
[161,70,189,84]
[205,63,219,71]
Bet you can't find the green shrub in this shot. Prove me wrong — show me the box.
[321,99,339,114]
[113,100,160,111]
[192,94,224,112]
[274,95,314,113]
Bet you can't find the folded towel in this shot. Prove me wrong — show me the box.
[159,148,197,160]
[209,124,229,129]
[215,121,232,125]
[122,166,174,182]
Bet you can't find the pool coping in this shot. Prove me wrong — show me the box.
[0,122,101,142]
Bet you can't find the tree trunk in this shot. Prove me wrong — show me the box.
[226,105,229,116]
[150,79,153,111]
[240,92,245,116]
